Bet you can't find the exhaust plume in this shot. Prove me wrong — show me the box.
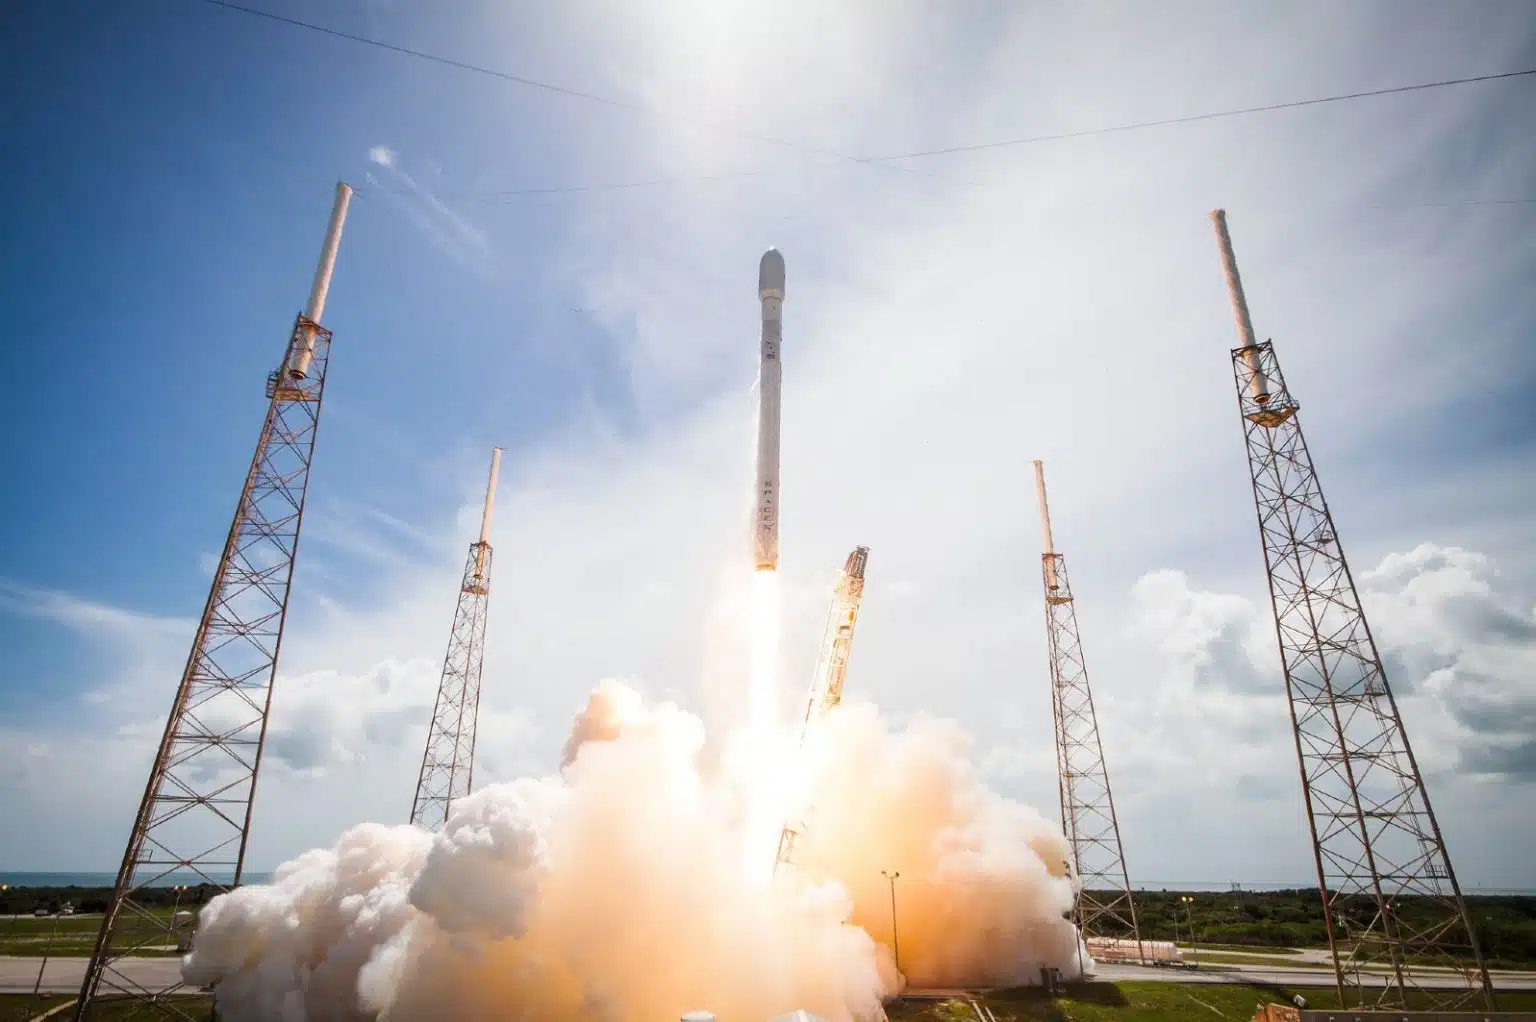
[186,681,1087,1022]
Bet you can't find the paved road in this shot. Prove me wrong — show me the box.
[910,961,1536,995]
[0,958,186,996]
[1102,962,1536,992]
[5,956,1533,997]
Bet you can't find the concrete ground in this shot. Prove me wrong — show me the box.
[5,955,1534,997]
[0,957,186,996]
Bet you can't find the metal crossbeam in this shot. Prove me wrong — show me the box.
[75,315,335,1020]
[409,539,493,831]
[1041,549,1143,955]
[775,547,870,874]
[1231,340,1494,1011]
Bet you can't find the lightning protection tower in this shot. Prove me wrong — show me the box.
[774,546,870,874]
[1033,461,1143,962]
[76,183,355,1021]
[1210,209,1492,1011]
[410,447,503,831]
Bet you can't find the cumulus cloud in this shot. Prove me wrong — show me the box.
[264,658,438,774]
[1126,569,1272,693]
[1121,544,1536,786]
[184,682,1084,1022]
[1360,544,1536,781]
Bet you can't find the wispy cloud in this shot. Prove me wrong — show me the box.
[365,145,493,274]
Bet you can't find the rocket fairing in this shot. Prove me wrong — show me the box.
[754,248,786,572]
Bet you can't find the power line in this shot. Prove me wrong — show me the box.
[191,0,920,178]
[192,0,1535,204]
[870,68,1536,161]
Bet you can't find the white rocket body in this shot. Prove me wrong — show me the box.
[754,249,785,571]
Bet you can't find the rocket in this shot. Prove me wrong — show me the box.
[754,248,785,571]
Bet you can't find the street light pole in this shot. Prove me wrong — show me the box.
[170,885,188,952]
[33,910,60,997]
[881,871,901,974]
[1181,896,1199,968]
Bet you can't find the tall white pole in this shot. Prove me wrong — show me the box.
[289,181,355,380]
[1034,459,1060,592]
[1208,209,1270,404]
[474,447,502,577]
[1033,459,1056,555]
[479,448,503,546]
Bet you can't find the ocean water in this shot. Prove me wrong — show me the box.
[2,872,1530,895]
[0,872,273,889]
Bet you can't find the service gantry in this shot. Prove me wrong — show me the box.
[1210,209,1492,1011]
[75,183,354,1021]
[1033,461,1143,964]
[409,447,503,831]
[774,546,871,874]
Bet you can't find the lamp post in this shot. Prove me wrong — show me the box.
[1180,896,1199,968]
[33,909,60,997]
[170,884,188,952]
[881,870,901,974]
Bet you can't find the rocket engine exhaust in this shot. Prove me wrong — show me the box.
[754,248,785,572]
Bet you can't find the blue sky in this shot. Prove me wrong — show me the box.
[1,0,1533,886]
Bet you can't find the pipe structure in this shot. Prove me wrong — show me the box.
[754,248,785,572]
[289,181,355,380]
[1208,209,1270,404]
[1033,459,1056,555]
[1034,459,1061,593]
[473,447,503,578]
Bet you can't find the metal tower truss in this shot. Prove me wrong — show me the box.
[1231,340,1493,1010]
[1040,549,1142,959]
[76,314,335,1020]
[409,539,493,831]
[775,546,870,874]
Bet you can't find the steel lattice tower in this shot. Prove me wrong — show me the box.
[1210,209,1493,1011]
[410,447,502,831]
[1033,461,1143,962]
[774,546,870,873]
[76,184,354,1021]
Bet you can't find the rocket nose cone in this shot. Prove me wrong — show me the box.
[759,248,785,297]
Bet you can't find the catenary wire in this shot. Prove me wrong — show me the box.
[190,0,1534,205]
[869,69,1536,161]
[191,0,933,181]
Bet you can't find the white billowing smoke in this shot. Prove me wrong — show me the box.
[185,681,1084,1022]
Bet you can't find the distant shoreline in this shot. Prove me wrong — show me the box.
[3,872,1533,895]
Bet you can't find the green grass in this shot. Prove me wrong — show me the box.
[0,914,184,958]
[887,982,1536,1022]
[0,994,72,1022]
[0,994,213,1022]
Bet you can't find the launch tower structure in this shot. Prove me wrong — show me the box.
[774,546,871,873]
[410,447,503,831]
[1209,210,1493,1011]
[75,183,355,1021]
[1034,461,1143,960]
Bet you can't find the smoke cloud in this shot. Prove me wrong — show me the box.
[185,682,1086,1022]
